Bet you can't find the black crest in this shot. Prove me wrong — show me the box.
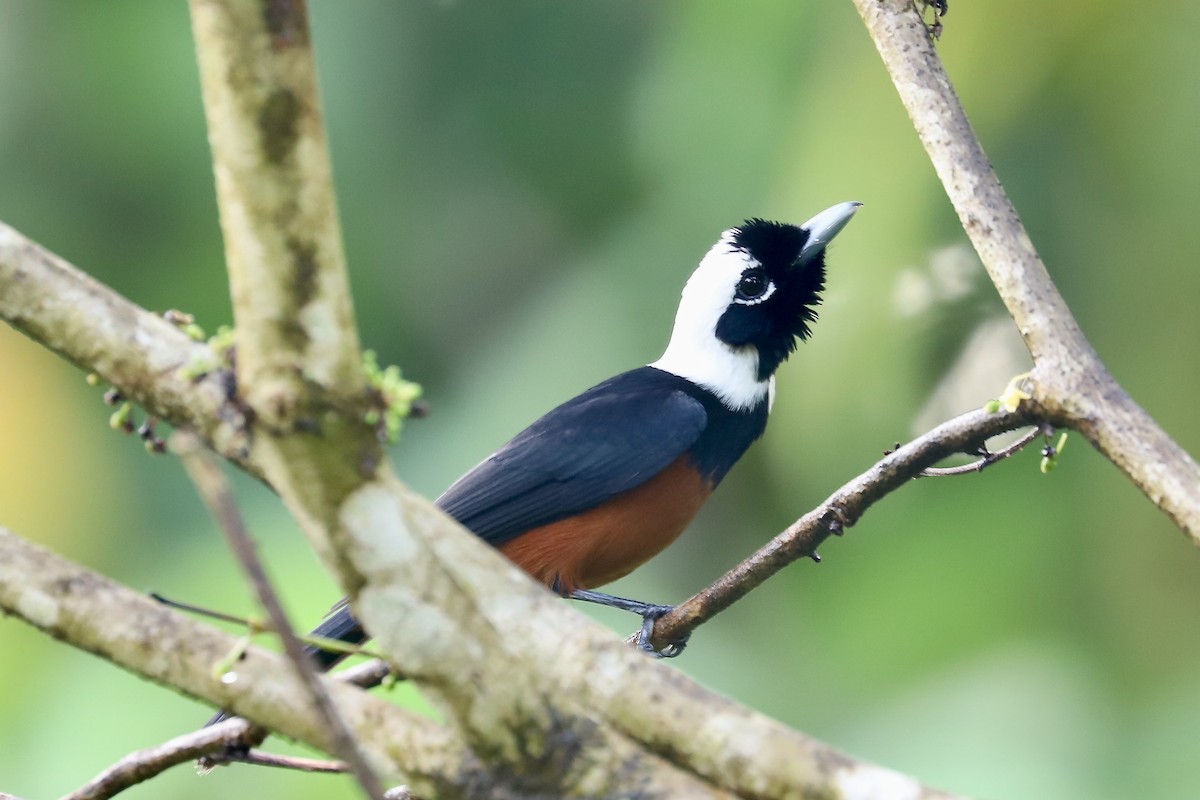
[729,219,811,273]
[716,218,828,380]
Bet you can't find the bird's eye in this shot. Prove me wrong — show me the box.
[735,270,770,301]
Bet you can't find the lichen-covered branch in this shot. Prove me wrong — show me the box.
[0,223,258,479]
[853,0,1200,540]
[338,477,962,800]
[189,0,363,411]
[189,0,388,602]
[0,527,484,797]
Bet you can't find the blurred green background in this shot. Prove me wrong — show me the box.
[2,2,1198,798]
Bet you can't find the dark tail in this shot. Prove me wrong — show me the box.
[203,598,366,728]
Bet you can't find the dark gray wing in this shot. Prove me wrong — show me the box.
[436,367,708,547]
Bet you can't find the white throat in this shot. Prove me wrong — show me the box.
[648,232,774,412]
[651,343,774,412]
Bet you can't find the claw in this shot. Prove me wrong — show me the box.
[572,590,690,658]
[635,605,689,659]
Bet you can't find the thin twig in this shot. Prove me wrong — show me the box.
[149,592,266,628]
[338,658,393,689]
[150,592,385,662]
[919,424,1046,477]
[225,751,348,773]
[175,434,387,800]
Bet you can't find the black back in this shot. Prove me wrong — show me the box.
[438,366,768,547]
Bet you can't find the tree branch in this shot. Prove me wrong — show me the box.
[62,659,403,800]
[644,406,1036,651]
[188,0,385,609]
[0,527,491,797]
[853,0,1200,540]
[62,718,273,800]
[0,223,259,479]
[210,749,349,774]
[334,475,963,800]
[189,0,363,410]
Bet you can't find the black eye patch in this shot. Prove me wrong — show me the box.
[715,304,769,347]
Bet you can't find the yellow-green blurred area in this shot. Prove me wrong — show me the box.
[1,1,1198,797]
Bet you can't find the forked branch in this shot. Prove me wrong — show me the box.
[852,0,1200,539]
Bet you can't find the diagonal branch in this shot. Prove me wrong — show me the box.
[61,659,399,800]
[0,223,260,480]
[0,527,486,797]
[852,0,1200,539]
[62,718,279,800]
[645,406,1036,651]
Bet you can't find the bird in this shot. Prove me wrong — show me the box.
[317,199,857,651]
[204,200,858,730]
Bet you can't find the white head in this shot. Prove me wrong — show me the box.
[650,202,861,411]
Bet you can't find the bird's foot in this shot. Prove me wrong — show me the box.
[570,590,690,658]
[636,604,690,659]
[918,0,948,38]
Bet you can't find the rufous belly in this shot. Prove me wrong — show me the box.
[498,456,712,594]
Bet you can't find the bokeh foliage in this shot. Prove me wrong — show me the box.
[1,2,1198,798]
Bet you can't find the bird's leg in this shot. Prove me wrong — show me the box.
[569,588,666,616]
[569,589,690,658]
